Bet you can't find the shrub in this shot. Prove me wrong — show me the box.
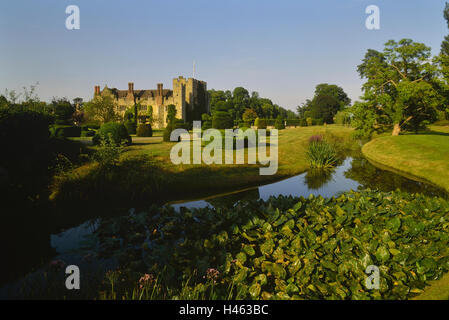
[254,117,267,129]
[202,121,212,130]
[136,123,153,137]
[306,117,313,126]
[53,99,75,125]
[163,120,188,142]
[93,122,131,145]
[81,130,95,137]
[50,125,81,138]
[299,118,307,127]
[124,120,137,135]
[212,111,233,129]
[274,117,285,130]
[306,136,338,168]
[286,119,300,127]
[313,118,324,126]
[0,108,53,197]
[334,110,351,126]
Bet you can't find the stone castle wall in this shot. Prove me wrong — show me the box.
[94,76,209,129]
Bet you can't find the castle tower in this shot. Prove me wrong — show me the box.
[173,77,186,120]
[127,82,134,101]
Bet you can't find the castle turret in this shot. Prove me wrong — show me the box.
[127,82,134,101]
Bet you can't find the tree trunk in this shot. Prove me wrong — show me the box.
[392,123,401,136]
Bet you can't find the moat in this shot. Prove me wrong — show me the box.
[1,155,447,297]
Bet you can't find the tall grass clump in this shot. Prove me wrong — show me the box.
[306,135,338,168]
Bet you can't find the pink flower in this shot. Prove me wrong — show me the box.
[139,273,155,289]
[204,268,220,282]
[309,135,323,143]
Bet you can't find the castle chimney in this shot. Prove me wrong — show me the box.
[128,82,134,94]
[94,85,100,95]
[157,83,163,96]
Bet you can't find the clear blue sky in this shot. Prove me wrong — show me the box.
[0,0,447,111]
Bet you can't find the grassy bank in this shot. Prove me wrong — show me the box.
[54,125,355,206]
[362,126,449,192]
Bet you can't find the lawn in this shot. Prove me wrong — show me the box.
[60,125,355,203]
[362,125,449,192]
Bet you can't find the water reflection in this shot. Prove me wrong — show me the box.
[173,157,446,210]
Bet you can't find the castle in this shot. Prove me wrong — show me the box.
[94,76,210,128]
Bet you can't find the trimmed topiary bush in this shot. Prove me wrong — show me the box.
[202,120,212,130]
[136,123,153,137]
[254,117,267,129]
[93,122,132,145]
[124,120,137,135]
[163,119,188,142]
[274,117,285,130]
[81,130,95,137]
[50,125,81,138]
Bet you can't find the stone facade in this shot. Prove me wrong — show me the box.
[94,76,209,128]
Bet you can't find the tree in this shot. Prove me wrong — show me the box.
[442,2,449,55]
[314,83,351,108]
[297,99,312,118]
[166,104,177,123]
[242,108,258,122]
[52,97,75,125]
[436,3,449,119]
[73,97,83,110]
[353,39,442,136]
[84,93,118,124]
[310,94,340,124]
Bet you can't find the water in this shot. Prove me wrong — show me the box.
[1,155,446,295]
[171,156,446,210]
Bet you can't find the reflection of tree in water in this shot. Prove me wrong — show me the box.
[344,157,446,198]
[304,168,335,190]
[206,188,260,209]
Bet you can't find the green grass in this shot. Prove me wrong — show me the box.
[362,128,449,192]
[56,125,355,204]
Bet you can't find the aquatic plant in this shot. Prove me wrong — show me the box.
[94,190,449,300]
[306,135,338,168]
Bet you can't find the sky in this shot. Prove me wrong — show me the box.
[0,0,448,111]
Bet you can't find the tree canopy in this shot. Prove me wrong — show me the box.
[352,39,442,137]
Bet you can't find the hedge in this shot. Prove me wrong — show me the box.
[50,125,81,138]
[93,122,132,145]
[136,123,153,137]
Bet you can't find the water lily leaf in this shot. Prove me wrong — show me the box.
[249,283,261,298]
[286,283,299,294]
[293,202,303,212]
[243,245,256,256]
[236,252,247,264]
[376,246,390,263]
[254,273,268,286]
[272,263,287,279]
[260,239,275,256]
[387,217,401,233]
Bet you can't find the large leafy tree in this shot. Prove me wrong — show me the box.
[353,39,442,136]
[84,92,118,124]
[310,94,341,124]
[314,83,351,108]
[442,2,449,56]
